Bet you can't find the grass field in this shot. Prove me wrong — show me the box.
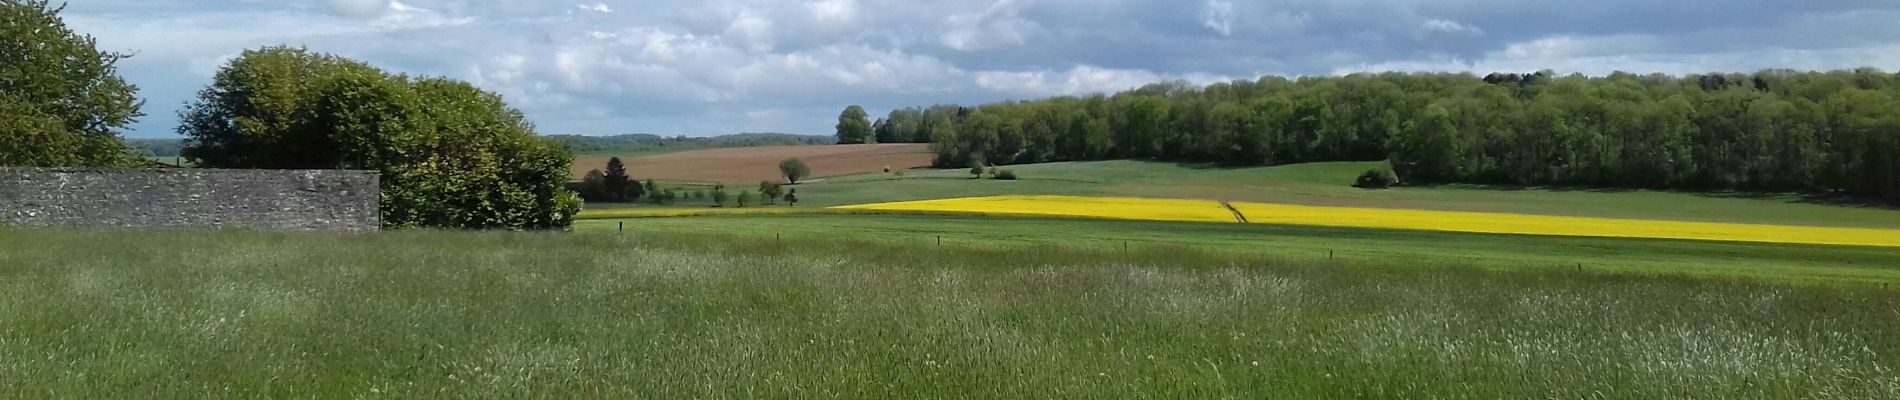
[3,227,1898,398]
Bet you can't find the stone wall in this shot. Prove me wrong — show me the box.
[0,168,380,231]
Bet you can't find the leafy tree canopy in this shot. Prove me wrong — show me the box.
[178,46,580,229]
[0,0,142,167]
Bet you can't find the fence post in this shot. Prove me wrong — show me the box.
[1328,250,1334,260]
[937,236,942,247]
[618,221,623,233]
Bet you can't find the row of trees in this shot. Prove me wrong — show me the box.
[636,180,797,207]
[877,69,1900,202]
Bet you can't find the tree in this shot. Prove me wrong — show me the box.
[836,105,873,144]
[711,185,729,207]
[872,117,897,144]
[579,169,609,201]
[603,156,635,202]
[177,46,579,229]
[736,191,755,208]
[759,181,784,205]
[784,188,798,207]
[780,157,811,184]
[644,179,659,195]
[0,0,143,167]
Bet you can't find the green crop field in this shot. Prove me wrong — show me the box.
[588,160,1900,229]
[3,227,1898,398]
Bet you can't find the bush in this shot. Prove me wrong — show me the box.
[178,46,578,229]
[970,165,986,178]
[994,169,1018,180]
[1355,164,1401,189]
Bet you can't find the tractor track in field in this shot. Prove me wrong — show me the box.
[1220,201,1249,223]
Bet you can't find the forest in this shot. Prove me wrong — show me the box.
[868,69,1900,203]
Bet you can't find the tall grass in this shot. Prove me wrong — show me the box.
[1,227,1896,398]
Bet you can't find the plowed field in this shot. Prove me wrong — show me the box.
[572,144,931,183]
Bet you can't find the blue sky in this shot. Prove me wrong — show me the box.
[62,0,1900,138]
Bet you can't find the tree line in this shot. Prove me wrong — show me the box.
[854,69,1900,203]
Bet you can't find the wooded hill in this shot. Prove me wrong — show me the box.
[870,69,1900,203]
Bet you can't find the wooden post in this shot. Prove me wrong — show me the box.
[618,221,623,232]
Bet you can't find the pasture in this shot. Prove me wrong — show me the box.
[3,227,1898,398]
[571,144,931,183]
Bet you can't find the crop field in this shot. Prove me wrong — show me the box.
[571,144,932,183]
[4,227,1899,398]
[684,160,1900,229]
[835,195,1900,248]
[576,214,1900,283]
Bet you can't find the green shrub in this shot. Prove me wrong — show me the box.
[994,169,1018,180]
[177,46,578,229]
[1355,164,1401,189]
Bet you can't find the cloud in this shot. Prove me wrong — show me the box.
[806,0,857,26]
[323,0,391,19]
[975,65,1234,97]
[724,11,776,53]
[577,3,613,13]
[1421,18,1482,38]
[53,0,1900,137]
[1201,0,1235,36]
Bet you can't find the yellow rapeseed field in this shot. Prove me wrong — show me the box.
[839,195,1900,247]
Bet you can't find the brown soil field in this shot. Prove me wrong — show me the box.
[572,144,933,183]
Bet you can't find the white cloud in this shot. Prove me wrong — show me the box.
[806,0,857,26]
[1201,0,1235,36]
[975,65,1234,97]
[578,3,613,13]
[724,11,776,53]
[323,0,391,19]
[1420,18,1482,38]
[940,0,1038,51]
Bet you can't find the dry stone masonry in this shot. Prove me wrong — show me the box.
[0,168,379,231]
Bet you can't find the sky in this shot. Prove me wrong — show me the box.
[61,0,1900,138]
